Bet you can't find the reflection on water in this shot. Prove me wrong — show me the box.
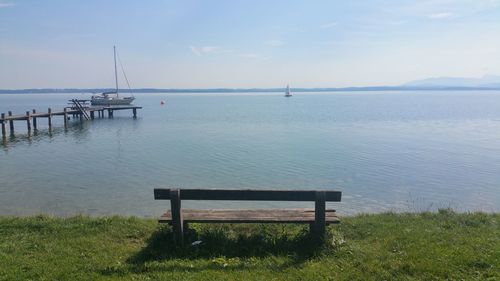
[1,91,500,217]
[1,120,91,151]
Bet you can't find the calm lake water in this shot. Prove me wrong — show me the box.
[1,91,499,216]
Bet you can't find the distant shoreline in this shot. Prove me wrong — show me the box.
[1,86,500,94]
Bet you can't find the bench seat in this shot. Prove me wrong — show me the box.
[159,208,340,224]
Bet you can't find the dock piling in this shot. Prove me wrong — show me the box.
[1,113,5,137]
[32,109,37,130]
[63,108,68,129]
[133,108,137,119]
[8,111,14,135]
[48,108,52,130]
[26,111,31,132]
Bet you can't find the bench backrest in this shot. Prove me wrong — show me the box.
[154,188,342,202]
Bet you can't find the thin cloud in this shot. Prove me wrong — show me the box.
[189,45,221,56]
[264,40,284,47]
[189,45,220,56]
[0,2,15,8]
[472,0,500,11]
[189,46,201,56]
[389,20,407,26]
[239,53,270,60]
[239,53,260,58]
[427,12,457,19]
[320,22,338,29]
[200,46,219,53]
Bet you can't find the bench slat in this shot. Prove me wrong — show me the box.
[159,209,340,224]
[154,188,342,202]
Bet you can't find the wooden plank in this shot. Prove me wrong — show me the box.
[1,113,6,137]
[5,115,29,121]
[154,188,342,202]
[1,107,139,119]
[47,108,52,130]
[63,108,68,128]
[162,209,337,218]
[159,209,340,224]
[32,109,37,130]
[25,111,31,132]
[170,189,184,244]
[8,111,14,134]
[314,191,326,239]
[102,106,142,110]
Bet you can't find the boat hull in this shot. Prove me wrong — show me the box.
[91,97,135,106]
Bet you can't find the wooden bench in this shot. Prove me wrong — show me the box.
[154,188,342,244]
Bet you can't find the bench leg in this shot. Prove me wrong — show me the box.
[313,191,326,241]
[170,189,184,244]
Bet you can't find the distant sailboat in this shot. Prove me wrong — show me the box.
[285,84,292,97]
[91,46,135,106]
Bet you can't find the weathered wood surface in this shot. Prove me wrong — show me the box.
[155,188,342,244]
[1,113,5,136]
[170,189,184,244]
[0,106,143,121]
[159,209,340,224]
[32,109,37,130]
[314,191,326,238]
[8,111,14,134]
[1,105,142,137]
[154,188,342,202]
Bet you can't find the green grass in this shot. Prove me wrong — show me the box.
[0,210,498,280]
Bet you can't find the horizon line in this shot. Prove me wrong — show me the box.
[2,85,500,93]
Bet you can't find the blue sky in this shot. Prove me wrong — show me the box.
[1,0,500,88]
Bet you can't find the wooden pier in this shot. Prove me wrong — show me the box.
[0,99,142,138]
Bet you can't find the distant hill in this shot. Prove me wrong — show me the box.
[404,75,500,88]
[2,76,500,94]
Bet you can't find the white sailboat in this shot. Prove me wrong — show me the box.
[91,46,135,106]
[285,84,292,97]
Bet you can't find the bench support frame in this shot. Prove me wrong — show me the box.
[156,188,341,245]
[313,191,326,240]
[170,189,184,244]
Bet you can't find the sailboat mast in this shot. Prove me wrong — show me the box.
[114,46,119,96]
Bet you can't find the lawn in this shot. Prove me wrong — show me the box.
[0,210,498,280]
